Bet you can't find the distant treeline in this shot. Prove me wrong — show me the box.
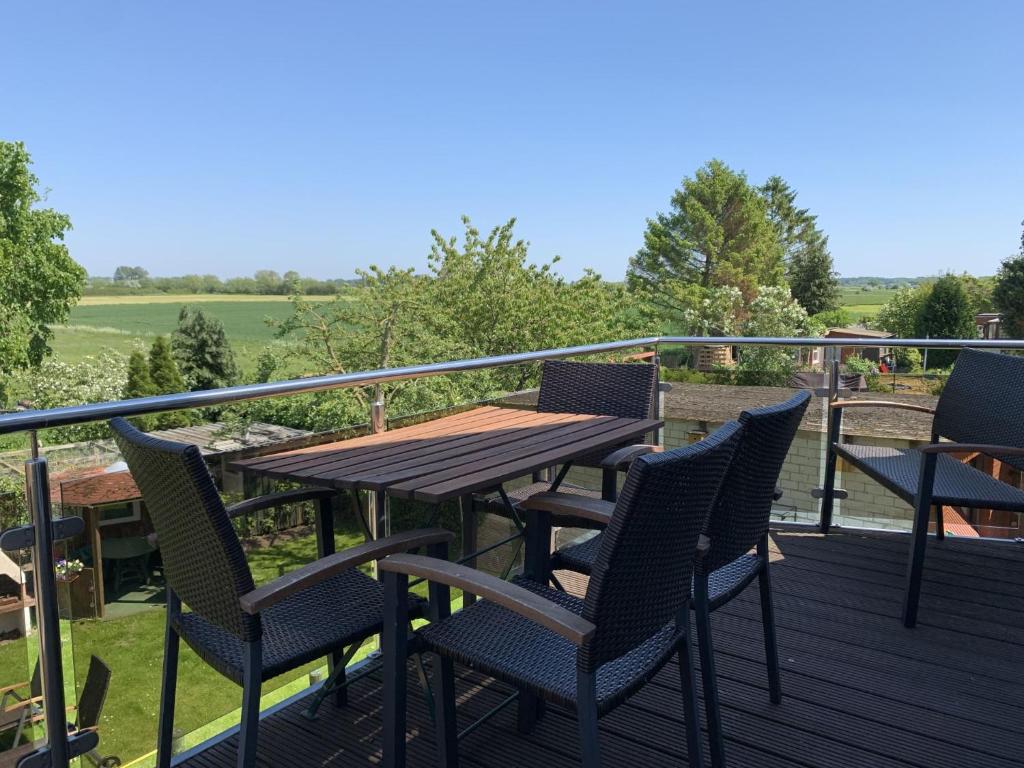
[85,267,359,296]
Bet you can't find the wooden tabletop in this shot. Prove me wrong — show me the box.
[231,405,661,504]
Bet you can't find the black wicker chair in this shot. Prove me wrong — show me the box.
[820,348,1024,627]
[381,421,744,768]
[528,391,811,768]
[484,359,660,509]
[110,417,453,768]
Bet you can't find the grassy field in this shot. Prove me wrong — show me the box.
[838,286,899,321]
[51,296,312,373]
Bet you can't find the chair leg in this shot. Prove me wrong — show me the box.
[757,565,782,705]
[694,595,726,768]
[433,655,459,768]
[517,691,543,734]
[576,671,602,768]
[157,597,181,768]
[383,572,409,768]
[903,456,937,628]
[677,617,705,768]
[237,641,263,768]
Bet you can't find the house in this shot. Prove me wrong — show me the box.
[825,326,894,363]
[975,312,1003,339]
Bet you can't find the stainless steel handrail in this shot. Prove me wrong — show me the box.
[1,335,1021,435]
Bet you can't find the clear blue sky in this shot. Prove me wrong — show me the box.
[5,1,1022,280]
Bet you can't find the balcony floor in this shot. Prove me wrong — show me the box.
[179,527,1024,767]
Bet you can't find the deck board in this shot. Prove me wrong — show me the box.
[177,528,1024,767]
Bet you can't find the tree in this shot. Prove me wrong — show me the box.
[171,305,239,390]
[876,284,929,338]
[148,336,191,427]
[760,177,838,315]
[916,274,975,367]
[0,141,86,380]
[627,159,784,321]
[123,350,157,430]
[734,286,824,386]
[264,216,654,430]
[993,225,1024,338]
[124,351,156,398]
[21,351,129,443]
[113,265,149,282]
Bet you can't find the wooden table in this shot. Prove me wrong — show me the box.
[231,405,661,564]
[233,405,660,503]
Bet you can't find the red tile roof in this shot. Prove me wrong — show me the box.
[50,468,141,508]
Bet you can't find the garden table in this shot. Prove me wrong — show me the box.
[231,404,661,565]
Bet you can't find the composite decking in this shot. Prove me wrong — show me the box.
[178,527,1024,767]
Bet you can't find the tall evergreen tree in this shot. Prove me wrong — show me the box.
[760,176,838,315]
[171,305,239,391]
[123,350,156,430]
[124,351,156,398]
[916,275,975,367]
[148,336,191,427]
[148,336,185,393]
[627,159,784,321]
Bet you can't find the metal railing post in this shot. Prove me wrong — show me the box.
[369,387,388,539]
[27,457,70,767]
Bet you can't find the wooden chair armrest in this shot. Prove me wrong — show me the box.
[239,528,454,614]
[519,492,615,528]
[3,695,43,714]
[0,680,30,697]
[380,554,595,646]
[830,400,936,415]
[600,444,662,472]
[919,443,1024,457]
[225,487,336,519]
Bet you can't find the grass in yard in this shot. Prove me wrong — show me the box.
[61,523,368,764]
[78,295,300,306]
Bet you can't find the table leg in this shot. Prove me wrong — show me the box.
[460,495,477,608]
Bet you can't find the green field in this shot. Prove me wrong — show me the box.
[838,286,899,321]
[51,297,309,374]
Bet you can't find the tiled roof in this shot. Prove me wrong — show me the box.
[50,467,141,508]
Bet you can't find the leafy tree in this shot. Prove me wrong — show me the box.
[171,305,239,390]
[0,141,86,381]
[876,284,930,338]
[21,351,129,443]
[993,227,1024,338]
[734,286,823,386]
[760,177,838,315]
[265,216,653,428]
[113,265,149,282]
[810,308,851,329]
[958,272,994,314]
[627,159,784,321]
[916,274,975,367]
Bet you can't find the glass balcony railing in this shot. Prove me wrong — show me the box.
[1,336,1021,767]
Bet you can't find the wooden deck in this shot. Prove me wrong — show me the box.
[178,528,1024,767]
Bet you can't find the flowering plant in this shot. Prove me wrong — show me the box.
[55,558,85,581]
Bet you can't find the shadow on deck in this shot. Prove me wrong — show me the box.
[178,528,1024,767]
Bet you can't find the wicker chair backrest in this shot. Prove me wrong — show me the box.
[76,655,111,731]
[933,349,1024,471]
[579,421,743,672]
[536,360,658,467]
[698,390,811,574]
[111,418,260,641]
